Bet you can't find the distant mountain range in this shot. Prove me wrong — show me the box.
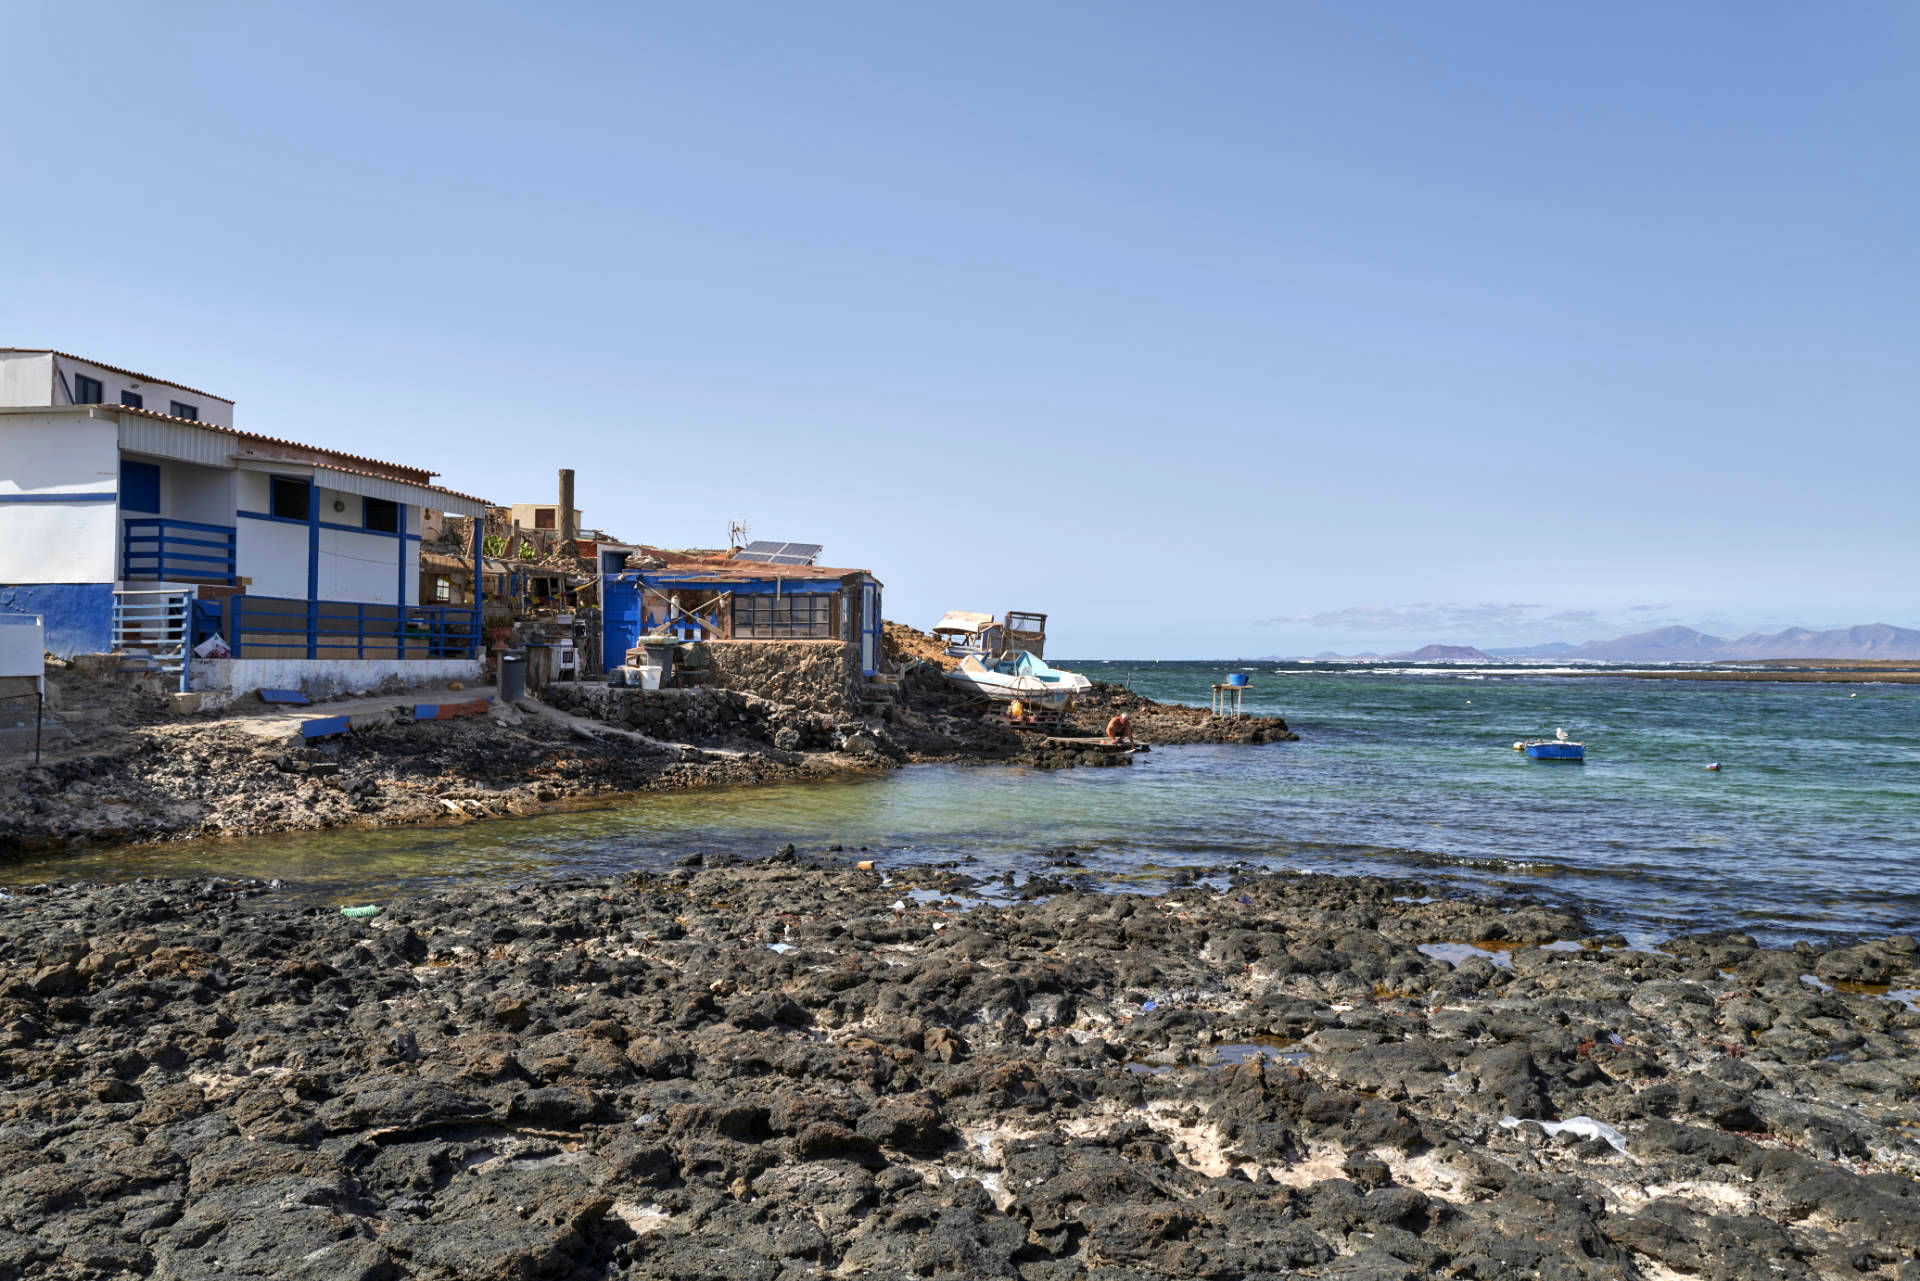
[1307,623,1920,663]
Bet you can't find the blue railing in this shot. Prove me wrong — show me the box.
[224,595,481,660]
[123,518,236,585]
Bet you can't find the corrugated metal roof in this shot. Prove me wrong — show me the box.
[43,400,439,484]
[116,413,235,468]
[1,348,234,403]
[933,610,996,634]
[42,402,488,508]
[314,464,487,517]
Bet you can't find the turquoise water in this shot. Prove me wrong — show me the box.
[6,663,1917,944]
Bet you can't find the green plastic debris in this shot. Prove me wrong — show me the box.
[340,904,381,919]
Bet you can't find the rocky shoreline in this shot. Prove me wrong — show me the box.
[3,860,1915,1279]
[0,665,1294,854]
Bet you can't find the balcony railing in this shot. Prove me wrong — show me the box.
[123,518,236,585]
[223,596,481,660]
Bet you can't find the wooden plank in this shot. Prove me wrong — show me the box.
[300,715,350,739]
[414,698,491,721]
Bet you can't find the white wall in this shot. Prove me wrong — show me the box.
[0,414,119,583]
[234,471,308,596]
[52,354,234,428]
[0,352,52,406]
[192,656,483,699]
[161,459,235,526]
[319,526,403,602]
[233,470,420,604]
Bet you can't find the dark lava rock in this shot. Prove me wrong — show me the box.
[0,868,1913,1280]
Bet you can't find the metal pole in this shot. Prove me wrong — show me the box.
[35,690,42,765]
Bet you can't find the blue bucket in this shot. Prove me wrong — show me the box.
[1227,672,1250,687]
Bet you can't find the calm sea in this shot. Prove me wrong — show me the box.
[7,661,1918,945]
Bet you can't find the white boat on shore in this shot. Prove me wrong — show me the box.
[946,649,1093,706]
[934,608,1092,707]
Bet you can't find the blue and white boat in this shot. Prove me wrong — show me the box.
[946,648,1093,707]
[1516,729,1585,761]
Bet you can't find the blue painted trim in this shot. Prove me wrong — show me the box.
[319,519,412,539]
[237,509,311,527]
[396,514,407,610]
[0,492,117,504]
[306,484,320,659]
[305,518,422,542]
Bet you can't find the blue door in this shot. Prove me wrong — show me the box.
[859,581,881,676]
[603,575,641,672]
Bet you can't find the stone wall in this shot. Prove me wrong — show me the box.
[681,640,863,717]
[538,682,842,752]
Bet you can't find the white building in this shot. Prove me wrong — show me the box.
[0,349,488,691]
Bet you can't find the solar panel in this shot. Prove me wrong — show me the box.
[735,540,822,565]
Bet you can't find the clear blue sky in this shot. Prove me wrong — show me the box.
[4,2,1913,656]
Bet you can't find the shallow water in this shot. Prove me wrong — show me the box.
[5,662,1918,944]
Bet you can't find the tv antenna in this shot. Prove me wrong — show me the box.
[728,520,750,551]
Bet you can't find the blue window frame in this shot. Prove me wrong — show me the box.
[121,391,143,409]
[270,475,311,521]
[120,460,161,513]
[74,375,103,404]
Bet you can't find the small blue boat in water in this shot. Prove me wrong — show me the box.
[1516,729,1585,761]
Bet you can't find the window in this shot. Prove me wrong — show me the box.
[534,508,555,530]
[732,593,835,639]
[73,374,103,404]
[120,460,161,513]
[364,497,400,533]
[269,475,311,520]
[434,577,451,602]
[120,391,143,409]
[169,401,198,421]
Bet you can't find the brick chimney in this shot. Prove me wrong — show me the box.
[558,468,577,553]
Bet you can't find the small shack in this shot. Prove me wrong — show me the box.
[603,546,885,677]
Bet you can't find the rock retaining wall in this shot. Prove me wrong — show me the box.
[538,682,841,751]
[682,640,863,717]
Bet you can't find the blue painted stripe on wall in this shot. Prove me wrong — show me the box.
[247,511,424,536]
[0,492,117,504]
[318,520,420,539]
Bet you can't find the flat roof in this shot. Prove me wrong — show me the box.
[1,348,234,404]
